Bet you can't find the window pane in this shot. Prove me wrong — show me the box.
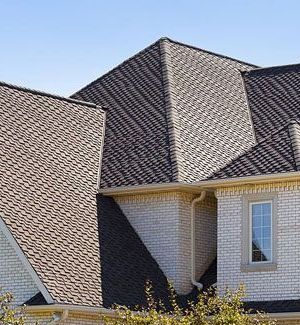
[262,238,271,250]
[252,227,261,240]
[252,215,261,228]
[262,214,271,227]
[262,227,271,238]
[262,203,271,215]
[252,204,261,216]
[251,202,272,263]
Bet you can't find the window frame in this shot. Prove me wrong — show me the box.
[249,200,272,264]
[241,194,277,273]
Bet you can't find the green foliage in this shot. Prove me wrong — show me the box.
[0,291,25,325]
[104,283,276,325]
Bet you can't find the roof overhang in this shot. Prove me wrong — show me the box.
[99,171,300,196]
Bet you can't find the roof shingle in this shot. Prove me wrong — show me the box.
[208,120,300,179]
[72,38,256,187]
[0,82,105,306]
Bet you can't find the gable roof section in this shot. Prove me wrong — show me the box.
[208,120,300,180]
[0,82,106,306]
[72,37,256,187]
[243,64,300,142]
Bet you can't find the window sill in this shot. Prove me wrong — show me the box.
[241,263,277,273]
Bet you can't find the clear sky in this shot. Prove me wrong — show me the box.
[0,0,299,96]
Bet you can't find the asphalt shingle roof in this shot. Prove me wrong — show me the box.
[243,64,300,142]
[72,37,256,187]
[0,82,105,306]
[208,120,300,179]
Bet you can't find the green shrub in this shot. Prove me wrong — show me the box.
[104,283,276,325]
[0,291,24,325]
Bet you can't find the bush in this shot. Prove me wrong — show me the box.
[0,291,24,325]
[104,283,276,325]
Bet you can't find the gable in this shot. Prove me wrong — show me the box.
[0,227,39,306]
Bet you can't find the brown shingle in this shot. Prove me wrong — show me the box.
[0,82,105,306]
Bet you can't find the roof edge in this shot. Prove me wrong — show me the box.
[159,38,183,181]
[0,215,54,304]
[99,171,300,195]
[0,80,106,110]
[241,62,300,75]
[71,38,162,98]
[165,37,259,68]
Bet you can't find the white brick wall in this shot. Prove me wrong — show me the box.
[114,192,217,294]
[0,229,39,305]
[216,183,300,301]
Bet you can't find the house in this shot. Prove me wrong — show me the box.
[1,37,300,324]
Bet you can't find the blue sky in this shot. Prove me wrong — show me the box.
[0,0,299,96]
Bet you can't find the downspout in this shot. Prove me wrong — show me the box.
[48,310,69,324]
[191,191,207,290]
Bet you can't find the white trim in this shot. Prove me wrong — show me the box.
[0,214,54,304]
[100,182,204,196]
[249,201,272,264]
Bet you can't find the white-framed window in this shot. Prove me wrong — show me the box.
[241,194,277,272]
[249,201,272,263]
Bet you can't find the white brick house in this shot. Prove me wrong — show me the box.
[1,37,300,324]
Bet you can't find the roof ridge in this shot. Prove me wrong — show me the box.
[159,38,183,181]
[71,39,162,98]
[0,80,105,110]
[288,120,300,171]
[165,37,259,68]
[242,62,300,74]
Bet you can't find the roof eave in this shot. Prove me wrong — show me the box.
[99,171,300,196]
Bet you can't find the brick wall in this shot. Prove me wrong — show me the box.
[114,192,217,294]
[216,182,300,301]
[0,229,39,305]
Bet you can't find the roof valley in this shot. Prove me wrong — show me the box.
[159,38,183,181]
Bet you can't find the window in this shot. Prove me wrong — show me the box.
[250,201,272,263]
[241,194,277,272]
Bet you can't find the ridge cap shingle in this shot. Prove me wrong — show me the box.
[165,37,259,68]
[243,62,300,76]
[0,80,105,110]
[159,38,183,181]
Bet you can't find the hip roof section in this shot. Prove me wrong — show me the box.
[72,37,256,187]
